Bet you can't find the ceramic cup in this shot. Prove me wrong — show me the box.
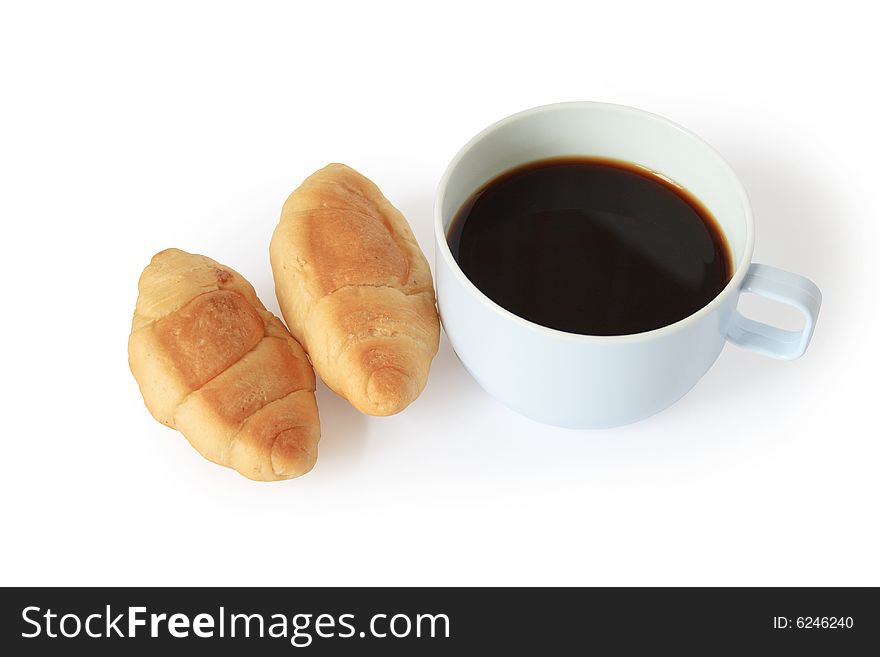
[434,102,822,429]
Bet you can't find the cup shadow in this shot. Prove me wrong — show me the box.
[398,151,850,427]
[721,142,851,313]
[670,142,851,414]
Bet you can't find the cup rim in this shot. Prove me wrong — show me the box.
[433,101,756,344]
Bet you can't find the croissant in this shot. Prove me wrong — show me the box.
[128,249,320,481]
[270,164,440,416]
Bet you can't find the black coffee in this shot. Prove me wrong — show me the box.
[447,157,733,336]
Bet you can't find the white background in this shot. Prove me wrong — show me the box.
[1,0,877,586]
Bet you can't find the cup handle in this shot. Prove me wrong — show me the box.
[725,263,822,360]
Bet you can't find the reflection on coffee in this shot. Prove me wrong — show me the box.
[447,157,733,336]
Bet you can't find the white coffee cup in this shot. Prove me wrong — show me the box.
[434,102,821,429]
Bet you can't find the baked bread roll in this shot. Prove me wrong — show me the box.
[128,248,320,481]
[270,164,440,416]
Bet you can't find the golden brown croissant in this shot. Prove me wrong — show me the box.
[270,164,440,416]
[128,248,320,481]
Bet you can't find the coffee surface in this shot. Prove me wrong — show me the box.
[447,157,733,335]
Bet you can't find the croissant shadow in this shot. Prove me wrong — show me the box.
[310,380,369,470]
